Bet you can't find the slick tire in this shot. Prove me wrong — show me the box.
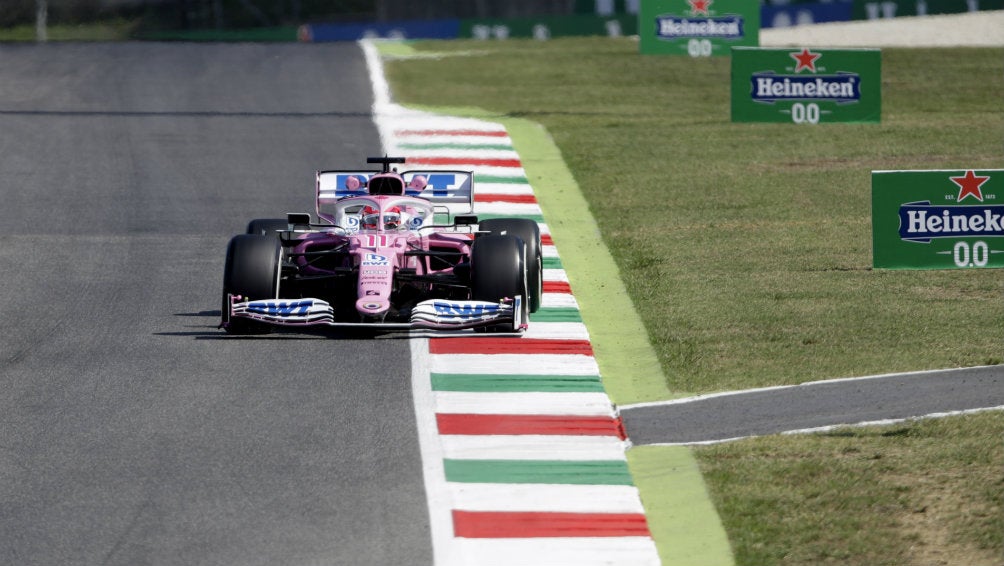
[478,218,542,313]
[222,234,282,335]
[471,234,527,333]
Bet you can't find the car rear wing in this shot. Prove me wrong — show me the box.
[316,169,474,224]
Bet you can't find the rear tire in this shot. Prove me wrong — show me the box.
[471,235,527,332]
[222,234,282,334]
[479,218,542,313]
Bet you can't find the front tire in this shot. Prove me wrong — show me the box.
[222,234,282,334]
[479,218,542,313]
[471,235,527,332]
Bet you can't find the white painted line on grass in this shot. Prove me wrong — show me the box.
[645,406,1004,446]
[621,365,1004,411]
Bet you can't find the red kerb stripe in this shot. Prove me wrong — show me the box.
[474,193,538,204]
[541,234,554,246]
[437,414,627,439]
[543,281,572,294]
[429,338,592,355]
[453,510,651,538]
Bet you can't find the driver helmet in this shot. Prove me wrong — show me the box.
[408,175,428,192]
[361,205,403,230]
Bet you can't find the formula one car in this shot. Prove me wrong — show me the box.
[220,156,542,334]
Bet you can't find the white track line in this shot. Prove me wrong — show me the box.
[620,365,1004,410]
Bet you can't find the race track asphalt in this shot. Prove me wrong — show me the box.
[623,366,1004,445]
[0,42,432,565]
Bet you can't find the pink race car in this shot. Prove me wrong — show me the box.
[221,156,542,334]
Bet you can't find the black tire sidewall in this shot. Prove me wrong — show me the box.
[471,234,526,304]
[478,218,541,312]
[222,234,282,334]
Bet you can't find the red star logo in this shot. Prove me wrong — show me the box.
[689,0,712,15]
[790,48,821,73]
[950,170,990,202]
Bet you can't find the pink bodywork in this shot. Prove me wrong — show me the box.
[294,193,472,321]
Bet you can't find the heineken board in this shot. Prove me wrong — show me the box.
[639,0,759,56]
[731,47,881,123]
[872,170,1004,270]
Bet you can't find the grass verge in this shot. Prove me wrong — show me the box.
[382,37,1004,565]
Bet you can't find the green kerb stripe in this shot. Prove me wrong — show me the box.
[476,174,530,184]
[444,459,634,485]
[476,212,545,223]
[543,256,563,269]
[400,142,514,151]
[530,307,582,322]
[431,373,604,392]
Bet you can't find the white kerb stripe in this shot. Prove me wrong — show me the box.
[450,483,646,514]
[454,538,660,566]
[441,434,630,461]
[521,322,590,340]
[430,353,599,376]
[434,391,616,417]
[405,148,520,160]
[475,183,536,195]
[396,135,513,146]
[475,202,542,216]
[542,293,580,309]
[543,268,569,282]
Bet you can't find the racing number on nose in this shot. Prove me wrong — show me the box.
[364,235,391,247]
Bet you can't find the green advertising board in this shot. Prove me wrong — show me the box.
[639,0,759,56]
[872,170,1004,269]
[731,47,881,124]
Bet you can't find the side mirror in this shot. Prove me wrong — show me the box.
[454,215,478,226]
[287,212,312,230]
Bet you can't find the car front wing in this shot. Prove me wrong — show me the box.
[223,295,526,332]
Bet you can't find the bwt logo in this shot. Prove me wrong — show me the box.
[433,302,500,317]
[249,300,313,316]
[408,173,469,197]
[362,253,389,266]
